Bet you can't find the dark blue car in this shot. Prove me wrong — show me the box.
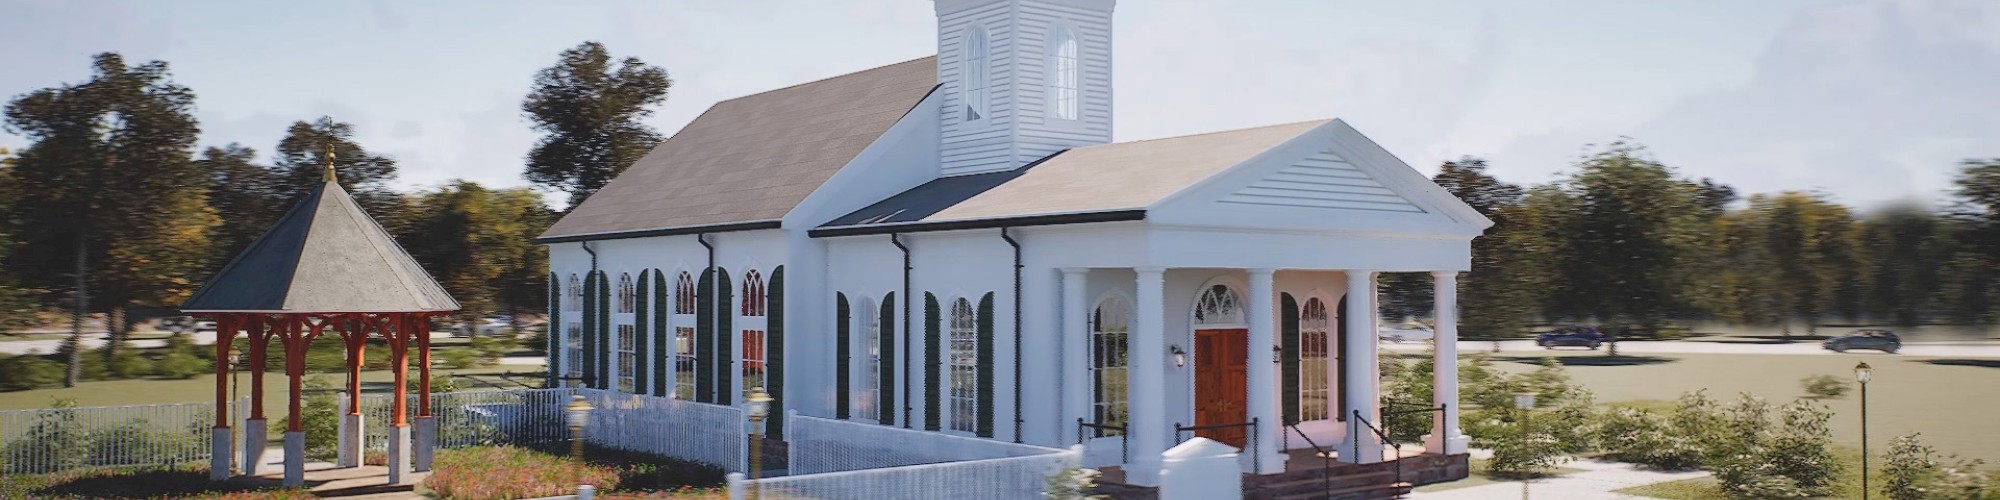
[1537,326,1605,350]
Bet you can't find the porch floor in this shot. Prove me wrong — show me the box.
[1089,446,1465,500]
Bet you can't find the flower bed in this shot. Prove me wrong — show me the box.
[0,464,311,499]
[424,444,726,500]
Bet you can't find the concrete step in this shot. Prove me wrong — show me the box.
[1271,481,1412,500]
[1256,470,1397,496]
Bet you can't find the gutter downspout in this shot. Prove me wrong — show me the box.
[891,233,913,429]
[1000,228,1023,443]
[581,241,599,389]
[698,233,716,403]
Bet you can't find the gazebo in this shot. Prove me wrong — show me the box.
[183,159,457,487]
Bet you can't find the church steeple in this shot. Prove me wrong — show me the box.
[934,0,1115,176]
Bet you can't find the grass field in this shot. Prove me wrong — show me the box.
[0,366,538,414]
[1472,351,2000,464]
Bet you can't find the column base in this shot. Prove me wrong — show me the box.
[209,427,232,481]
[1335,433,1385,464]
[1251,451,1288,475]
[1422,433,1471,455]
[243,419,268,476]
[1125,458,1163,487]
[337,413,364,467]
[284,431,306,487]
[414,416,436,472]
[386,424,413,485]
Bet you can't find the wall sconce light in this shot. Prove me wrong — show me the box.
[1272,345,1283,363]
[1169,344,1187,368]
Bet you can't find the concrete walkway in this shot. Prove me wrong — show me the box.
[1409,458,1709,500]
[1383,338,2000,358]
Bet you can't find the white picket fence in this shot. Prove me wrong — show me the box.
[0,399,244,475]
[738,412,1079,500]
[355,388,746,472]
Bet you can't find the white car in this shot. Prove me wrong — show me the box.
[454,316,514,337]
[1379,325,1434,343]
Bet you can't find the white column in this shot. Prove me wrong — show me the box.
[1128,267,1168,485]
[1060,268,1090,445]
[1245,269,1283,473]
[1340,271,1383,463]
[1425,271,1471,454]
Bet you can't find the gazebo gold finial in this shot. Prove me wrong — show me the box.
[323,144,337,184]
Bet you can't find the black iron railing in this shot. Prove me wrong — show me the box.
[1353,404,1444,496]
[1174,418,1260,473]
[1284,423,1334,496]
[1076,418,1130,464]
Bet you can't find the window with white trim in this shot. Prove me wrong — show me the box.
[1300,298,1331,421]
[616,272,637,392]
[1091,296,1130,436]
[856,297,879,420]
[949,298,978,433]
[1048,23,1080,121]
[962,26,989,122]
[673,271,698,400]
[741,270,768,393]
[565,273,582,377]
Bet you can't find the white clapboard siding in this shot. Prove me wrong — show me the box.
[1220,150,1427,213]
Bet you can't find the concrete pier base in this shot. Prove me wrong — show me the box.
[413,417,436,472]
[337,413,364,467]
[386,424,413,485]
[243,418,268,476]
[210,427,232,481]
[284,431,306,487]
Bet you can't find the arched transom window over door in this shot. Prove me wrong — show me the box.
[1194,284,1246,326]
[1091,295,1130,435]
[1300,298,1331,422]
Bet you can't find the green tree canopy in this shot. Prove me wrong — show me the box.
[274,116,407,230]
[399,181,556,319]
[522,41,672,208]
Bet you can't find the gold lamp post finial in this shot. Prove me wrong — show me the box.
[322,144,337,184]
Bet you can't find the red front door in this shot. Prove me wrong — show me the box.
[1194,328,1248,447]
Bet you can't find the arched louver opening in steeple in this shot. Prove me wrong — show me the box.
[962,26,989,122]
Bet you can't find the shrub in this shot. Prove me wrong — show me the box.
[1711,396,1842,498]
[438,348,487,369]
[0,354,64,391]
[1935,456,1993,499]
[1762,400,1841,493]
[281,376,340,460]
[425,446,623,499]
[1044,467,1109,500]
[1800,374,1849,399]
[1883,433,1939,500]
[1482,421,1568,477]
[154,335,206,379]
[1596,406,1703,470]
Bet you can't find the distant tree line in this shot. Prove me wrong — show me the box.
[1385,143,2000,340]
[0,42,670,386]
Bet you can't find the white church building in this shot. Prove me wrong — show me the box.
[539,0,1485,488]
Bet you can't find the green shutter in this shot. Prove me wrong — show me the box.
[768,266,786,439]
[976,293,996,438]
[548,273,560,387]
[697,269,714,403]
[879,293,897,425]
[597,270,611,390]
[923,293,941,432]
[582,272,598,388]
[836,293,852,420]
[1280,294,1300,425]
[716,268,734,405]
[1336,296,1349,421]
[635,271,650,393]
[653,270,669,397]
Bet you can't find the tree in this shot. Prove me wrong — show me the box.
[274,117,408,231]
[2,53,216,385]
[197,144,287,265]
[0,148,34,331]
[522,41,672,208]
[1859,204,1949,326]
[1744,192,1859,337]
[1935,159,2000,325]
[399,181,556,324]
[1547,142,1707,337]
[1431,157,1536,342]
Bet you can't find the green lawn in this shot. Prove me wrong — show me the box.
[1474,351,2000,465]
[0,365,532,414]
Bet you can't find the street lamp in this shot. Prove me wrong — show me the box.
[566,395,594,483]
[1856,362,1872,500]
[1515,391,1537,500]
[745,387,773,500]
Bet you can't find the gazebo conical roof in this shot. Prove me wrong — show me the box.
[183,178,457,313]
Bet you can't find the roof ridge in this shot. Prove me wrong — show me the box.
[1088,118,1332,148]
[714,55,936,106]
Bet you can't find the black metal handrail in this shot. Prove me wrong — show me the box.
[1174,418,1260,473]
[1352,410,1405,493]
[1076,418,1130,464]
[1284,423,1334,496]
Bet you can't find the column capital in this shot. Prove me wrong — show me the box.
[1430,270,1460,280]
[1060,267,1089,276]
[1247,268,1276,277]
[1134,266,1167,274]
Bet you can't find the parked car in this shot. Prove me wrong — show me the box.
[159,316,217,334]
[1536,326,1605,350]
[1823,330,1900,353]
[1380,324,1434,343]
[454,316,514,337]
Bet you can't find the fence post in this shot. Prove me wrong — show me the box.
[726,472,746,500]
[577,484,596,500]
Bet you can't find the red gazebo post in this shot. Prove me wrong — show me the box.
[414,313,437,472]
[209,316,239,481]
[379,312,419,483]
[243,316,273,476]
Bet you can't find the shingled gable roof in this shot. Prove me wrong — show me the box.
[538,56,940,242]
[811,120,1330,236]
[182,180,458,313]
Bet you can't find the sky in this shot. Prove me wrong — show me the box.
[2,0,1996,211]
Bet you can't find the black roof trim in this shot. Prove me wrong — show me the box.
[808,210,1146,238]
[536,220,784,244]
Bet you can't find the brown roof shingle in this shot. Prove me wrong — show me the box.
[539,57,939,240]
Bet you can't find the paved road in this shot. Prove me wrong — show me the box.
[1381,338,2000,358]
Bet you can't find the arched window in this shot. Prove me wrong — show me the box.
[616,272,637,392]
[1300,298,1331,421]
[1091,295,1130,435]
[565,274,583,377]
[1194,284,1245,326]
[617,273,635,313]
[949,297,978,433]
[856,297,880,420]
[741,270,768,391]
[962,26,989,122]
[673,271,698,399]
[567,274,582,310]
[1047,23,1080,121]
